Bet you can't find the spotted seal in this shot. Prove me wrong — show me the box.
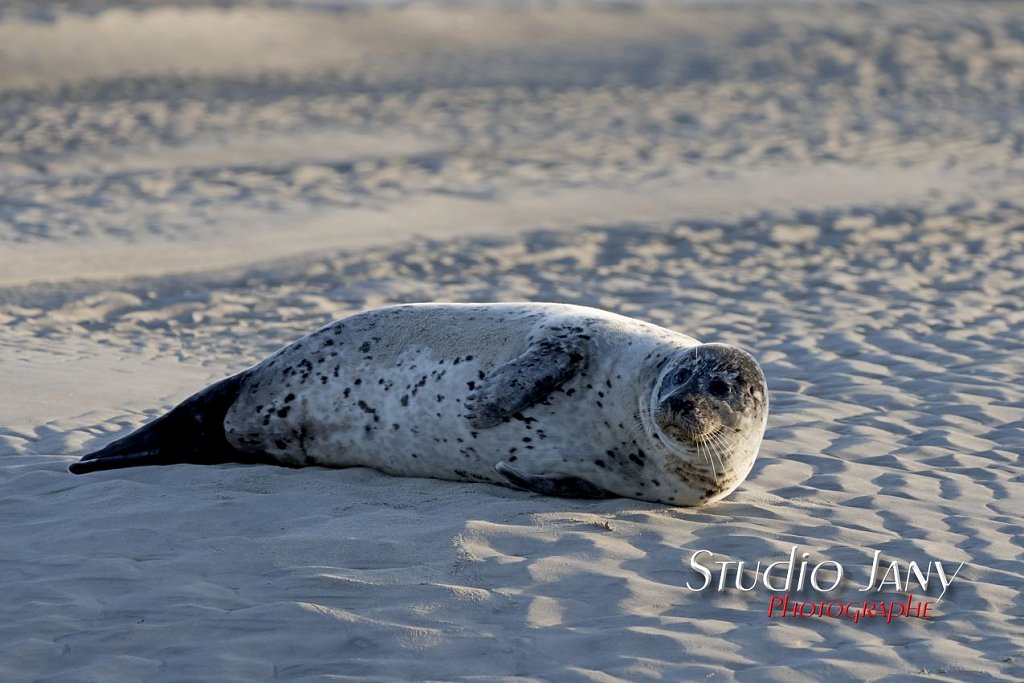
[69,303,769,506]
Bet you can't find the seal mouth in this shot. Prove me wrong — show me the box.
[661,422,733,464]
[662,422,725,447]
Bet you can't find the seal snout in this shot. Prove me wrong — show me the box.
[659,390,721,443]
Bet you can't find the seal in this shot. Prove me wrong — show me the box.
[69,303,769,506]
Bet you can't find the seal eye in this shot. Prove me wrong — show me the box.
[708,379,730,398]
[674,367,692,384]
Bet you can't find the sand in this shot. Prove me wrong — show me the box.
[1,1,1022,680]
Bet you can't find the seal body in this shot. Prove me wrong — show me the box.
[70,303,769,506]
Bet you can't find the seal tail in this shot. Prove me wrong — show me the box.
[69,372,262,474]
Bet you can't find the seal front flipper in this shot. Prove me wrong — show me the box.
[495,461,611,499]
[69,372,268,474]
[465,335,586,429]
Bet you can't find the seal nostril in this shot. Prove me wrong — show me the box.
[708,379,729,398]
[670,395,696,413]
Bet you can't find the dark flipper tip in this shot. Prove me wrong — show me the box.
[68,449,162,475]
[68,372,250,475]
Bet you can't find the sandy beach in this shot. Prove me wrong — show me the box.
[1,1,1022,680]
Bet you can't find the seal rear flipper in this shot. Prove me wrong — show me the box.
[465,336,586,429]
[69,372,262,474]
[495,461,612,499]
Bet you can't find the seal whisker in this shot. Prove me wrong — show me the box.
[626,411,651,444]
[712,427,737,471]
[706,430,731,475]
[704,439,720,482]
[695,435,719,485]
[697,435,716,476]
[705,439,721,485]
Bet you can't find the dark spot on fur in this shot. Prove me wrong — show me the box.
[274,439,287,449]
[359,341,371,352]
[400,394,409,407]
[522,437,532,443]
[508,455,518,462]
[595,459,606,468]
[277,406,291,418]
[392,423,400,430]
[344,388,351,398]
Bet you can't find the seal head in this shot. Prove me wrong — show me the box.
[650,343,768,503]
